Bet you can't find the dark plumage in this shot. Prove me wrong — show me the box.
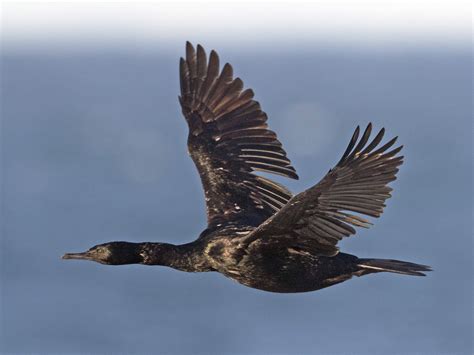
[63,42,431,293]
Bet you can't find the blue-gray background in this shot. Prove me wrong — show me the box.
[1,43,472,354]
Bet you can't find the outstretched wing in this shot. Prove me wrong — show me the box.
[179,42,298,229]
[242,123,403,256]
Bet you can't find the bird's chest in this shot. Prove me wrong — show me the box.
[204,238,244,274]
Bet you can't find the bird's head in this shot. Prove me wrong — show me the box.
[62,242,142,265]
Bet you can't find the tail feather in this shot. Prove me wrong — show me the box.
[358,258,432,276]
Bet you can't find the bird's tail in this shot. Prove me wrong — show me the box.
[357,258,432,276]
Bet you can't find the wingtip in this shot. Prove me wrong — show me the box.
[196,43,207,59]
[223,62,233,71]
[209,50,220,65]
[362,123,373,140]
[389,136,399,147]
[185,41,195,60]
[353,125,361,139]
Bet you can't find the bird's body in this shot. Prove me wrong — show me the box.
[63,42,431,293]
[203,233,362,293]
[131,225,426,293]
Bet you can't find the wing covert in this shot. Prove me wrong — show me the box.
[179,42,298,229]
[242,123,403,256]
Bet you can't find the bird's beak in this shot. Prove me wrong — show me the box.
[62,251,93,261]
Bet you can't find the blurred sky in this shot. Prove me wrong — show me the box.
[1,1,472,354]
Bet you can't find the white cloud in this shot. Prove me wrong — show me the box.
[2,1,470,47]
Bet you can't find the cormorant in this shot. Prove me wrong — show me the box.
[63,42,431,293]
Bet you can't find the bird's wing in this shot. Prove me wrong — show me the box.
[179,42,298,229]
[241,124,403,256]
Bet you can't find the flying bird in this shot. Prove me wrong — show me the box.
[63,42,431,293]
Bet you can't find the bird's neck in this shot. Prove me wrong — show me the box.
[139,241,213,272]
